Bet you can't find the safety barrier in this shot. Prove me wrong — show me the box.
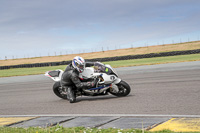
[1,49,200,70]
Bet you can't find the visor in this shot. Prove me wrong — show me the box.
[78,64,84,69]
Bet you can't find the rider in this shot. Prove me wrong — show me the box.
[61,56,98,103]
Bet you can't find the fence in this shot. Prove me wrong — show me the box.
[0,49,200,70]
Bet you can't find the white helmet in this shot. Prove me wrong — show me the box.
[72,56,85,73]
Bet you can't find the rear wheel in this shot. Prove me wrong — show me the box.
[110,80,131,97]
[53,82,68,99]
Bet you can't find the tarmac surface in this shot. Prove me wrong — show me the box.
[0,61,200,131]
[0,61,200,115]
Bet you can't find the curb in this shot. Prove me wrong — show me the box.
[1,116,200,132]
[150,118,200,132]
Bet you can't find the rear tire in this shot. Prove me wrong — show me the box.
[53,82,68,100]
[110,80,131,97]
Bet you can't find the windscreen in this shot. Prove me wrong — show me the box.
[94,62,113,75]
[94,62,105,72]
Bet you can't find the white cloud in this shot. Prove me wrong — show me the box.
[0,0,200,58]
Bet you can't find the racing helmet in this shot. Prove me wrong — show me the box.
[72,56,85,73]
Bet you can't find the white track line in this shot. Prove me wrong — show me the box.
[1,114,200,117]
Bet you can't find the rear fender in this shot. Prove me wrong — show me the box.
[44,69,64,82]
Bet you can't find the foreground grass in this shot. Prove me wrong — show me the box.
[0,53,200,77]
[0,126,199,133]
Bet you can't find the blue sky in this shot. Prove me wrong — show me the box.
[0,0,200,59]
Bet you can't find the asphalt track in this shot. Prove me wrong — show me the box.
[0,61,200,131]
[0,61,200,116]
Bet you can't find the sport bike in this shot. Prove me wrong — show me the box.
[45,62,131,101]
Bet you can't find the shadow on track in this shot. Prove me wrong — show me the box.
[73,94,134,103]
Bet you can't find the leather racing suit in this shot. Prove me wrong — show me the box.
[61,62,96,90]
[61,62,98,102]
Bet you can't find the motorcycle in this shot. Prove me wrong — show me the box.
[45,62,131,102]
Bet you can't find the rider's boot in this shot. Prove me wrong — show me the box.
[67,87,76,103]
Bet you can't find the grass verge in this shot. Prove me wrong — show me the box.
[1,41,200,66]
[0,125,200,133]
[0,53,200,78]
[105,53,200,68]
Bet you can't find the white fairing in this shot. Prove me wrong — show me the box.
[113,77,121,84]
[79,67,94,79]
[45,64,121,85]
[105,64,119,77]
[80,66,121,84]
[99,73,119,84]
[44,69,63,82]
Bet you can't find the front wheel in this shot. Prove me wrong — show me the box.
[110,80,131,97]
[53,82,68,99]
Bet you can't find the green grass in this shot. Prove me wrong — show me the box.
[0,65,66,77]
[0,125,200,133]
[106,53,200,68]
[0,53,200,77]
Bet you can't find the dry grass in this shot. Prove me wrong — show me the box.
[1,41,200,66]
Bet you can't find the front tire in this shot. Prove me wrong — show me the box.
[110,80,131,97]
[53,82,68,99]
